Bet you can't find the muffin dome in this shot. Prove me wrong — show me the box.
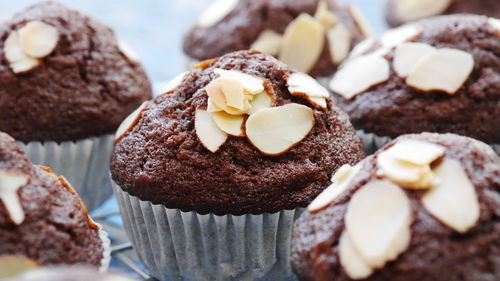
[183,0,370,77]
[0,1,151,142]
[385,0,500,27]
[0,132,104,267]
[291,133,500,281]
[111,50,364,215]
[329,14,500,143]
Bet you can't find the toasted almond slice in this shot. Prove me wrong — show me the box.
[220,77,246,110]
[212,111,245,137]
[327,22,352,64]
[249,91,273,114]
[307,96,328,109]
[251,30,283,56]
[308,163,362,213]
[279,14,325,73]
[393,42,436,77]
[314,1,337,29]
[4,32,40,74]
[206,78,228,108]
[18,21,59,58]
[393,0,451,22]
[195,108,228,152]
[117,39,139,62]
[197,0,239,28]
[329,55,390,99]
[388,140,445,166]
[339,231,374,280]
[406,48,474,94]
[115,101,148,142]
[348,38,376,59]
[0,256,39,279]
[422,158,480,233]
[158,72,188,96]
[488,18,500,36]
[214,68,264,94]
[349,4,373,37]
[345,179,412,268]
[288,72,330,98]
[381,24,422,47]
[0,171,29,225]
[246,103,314,155]
[207,97,223,113]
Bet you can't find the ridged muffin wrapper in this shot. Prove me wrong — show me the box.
[16,134,115,211]
[97,223,111,272]
[357,130,500,155]
[112,181,303,281]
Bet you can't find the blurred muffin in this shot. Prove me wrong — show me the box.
[292,133,500,281]
[328,14,500,151]
[183,0,371,77]
[385,0,500,27]
[5,267,136,281]
[0,1,152,210]
[111,50,364,280]
[0,132,109,276]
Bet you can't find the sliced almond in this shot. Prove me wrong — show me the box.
[249,91,273,114]
[422,158,480,233]
[0,256,39,279]
[220,77,246,110]
[250,30,283,56]
[393,42,436,77]
[406,48,474,94]
[345,179,412,268]
[195,108,228,152]
[214,68,264,94]
[314,1,337,30]
[349,4,373,37]
[488,18,500,36]
[339,231,374,280]
[388,140,445,166]
[327,22,352,64]
[288,72,330,98]
[4,32,40,74]
[212,111,245,137]
[117,39,139,62]
[18,21,59,58]
[115,101,148,142]
[207,97,223,113]
[306,96,328,109]
[348,38,376,59]
[279,14,325,73]
[381,24,422,48]
[0,171,29,225]
[197,0,239,28]
[308,163,362,213]
[329,55,390,99]
[158,72,188,95]
[393,0,451,22]
[245,103,314,155]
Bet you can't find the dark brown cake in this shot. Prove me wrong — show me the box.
[291,133,500,281]
[329,14,500,143]
[111,50,364,215]
[183,0,370,77]
[0,1,151,142]
[385,0,500,27]
[0,132,104,266]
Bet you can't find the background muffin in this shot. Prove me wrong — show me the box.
[329,14,500,148]
[292,133,500,281]
[0,132,107,269]
[385,0,500,27]
[183,0,371,78]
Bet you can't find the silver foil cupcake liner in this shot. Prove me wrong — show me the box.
[17,134,115,211]
[113,181,303,281]
[97,223,111,272]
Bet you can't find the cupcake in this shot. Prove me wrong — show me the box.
[183,0,371,78]
[0,1,152,210]
[111,50,364,280]
[0,132,110,279]
[5,267,136,281]
[328,14,500,153]
[291,132,500,281]
[385,0,500,27]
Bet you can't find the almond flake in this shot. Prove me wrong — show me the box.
[195,108,228,152]
[381,24,422,47]
[214,68,264,94]
[0,256,39,278]
[393,0,451,22]
[18,21,59,58]
[327,22,352,64]
[393,42,436,77]
[250,30,283,56]
[115,102,148,142]
[4,31,39,74]
[212,111,245,137]
[349,4,373,37]
[339,231,374,280]
[197,0,239,28]
[0,171,29,225]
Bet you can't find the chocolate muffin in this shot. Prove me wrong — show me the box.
[329,14,500,144]
[183,0,371,77]
[111,50,364,215]
[291,132,500,281]
[385,0,500,27]
[0,132,106,267]
[6,267,136,281]
[0,1,151,142]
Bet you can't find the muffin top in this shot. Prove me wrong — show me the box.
[183,0,370,77]
[292,133,500,281]
[329,14,500,143]
[0,132,104,267]
[111,50,364,215]
[385,0,500,27]
[6,267,136,281]
[0,1,151,142]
